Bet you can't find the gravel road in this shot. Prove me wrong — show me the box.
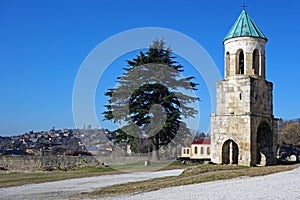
[1,167,299,200]
[0,169,183,200]
[104,166,300,200]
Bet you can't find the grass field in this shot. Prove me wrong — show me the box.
[0,166,118,188]
[89,164,300,198]
[0,160,187,188]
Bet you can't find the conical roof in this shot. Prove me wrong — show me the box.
[224,10,267,42]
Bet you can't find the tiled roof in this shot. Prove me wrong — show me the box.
[191,139,211,145]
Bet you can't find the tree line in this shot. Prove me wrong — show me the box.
[278,118,300,146]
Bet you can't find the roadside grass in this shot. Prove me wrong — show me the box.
[0,166,118,188]
[111,160,187,172]
[89,164,299,198]
[0,160,187,188]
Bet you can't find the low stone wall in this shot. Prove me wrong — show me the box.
[0,155,101,171]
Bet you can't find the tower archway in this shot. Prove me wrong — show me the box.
[237,49,244,74]
[222,139,239,164]
[257,122,273,166]
[253,49,259,75]
[225,52,230,77]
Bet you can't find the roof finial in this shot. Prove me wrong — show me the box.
[241,2,248,10]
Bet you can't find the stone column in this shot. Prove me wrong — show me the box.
[229,141,233,164]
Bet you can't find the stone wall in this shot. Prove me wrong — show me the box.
[211,76,278,166]
[211,114,252,166]
[0,156,101,171]
[215,76,273,116]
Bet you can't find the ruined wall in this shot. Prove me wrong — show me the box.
[0,156,101,171]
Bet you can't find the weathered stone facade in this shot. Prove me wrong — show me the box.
[210,11,278,166]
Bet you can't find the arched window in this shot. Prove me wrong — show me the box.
[194,146,198,154]
[225,52,230,77]
[237,50,244,74]
[253,49,259,75]
[200,147,204,154]
[207,147,210,155]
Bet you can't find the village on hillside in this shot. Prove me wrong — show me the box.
[0,128,115,157]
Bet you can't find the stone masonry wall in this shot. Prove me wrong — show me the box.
[0,156,101,171]
[211,114,252,166]
[211,76,277,166]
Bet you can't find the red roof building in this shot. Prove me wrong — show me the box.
[191,139,211,145]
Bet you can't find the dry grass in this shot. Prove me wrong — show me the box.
[1,160,298,197]
[0,160,187,188]
[0,166,118,188]
[110,160,188,172]
[89,164,299,198]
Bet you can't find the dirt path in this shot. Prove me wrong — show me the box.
[0,169,183,200]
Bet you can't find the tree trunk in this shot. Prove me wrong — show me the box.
[152,135,160,161]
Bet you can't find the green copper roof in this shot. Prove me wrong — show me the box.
[224,10,267,42]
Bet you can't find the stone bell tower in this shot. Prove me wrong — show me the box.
[210,9,278,166]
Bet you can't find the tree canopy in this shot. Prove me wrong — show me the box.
[103,40,199,160]
[279,120,300,145]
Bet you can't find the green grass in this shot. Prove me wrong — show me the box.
[89,164,300,198]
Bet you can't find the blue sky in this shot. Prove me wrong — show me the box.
[0,0,299,136]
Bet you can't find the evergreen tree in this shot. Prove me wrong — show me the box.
[103,40,199,160]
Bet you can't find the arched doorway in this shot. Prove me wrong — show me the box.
[222,140,239,164]
[257,122,273,166]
